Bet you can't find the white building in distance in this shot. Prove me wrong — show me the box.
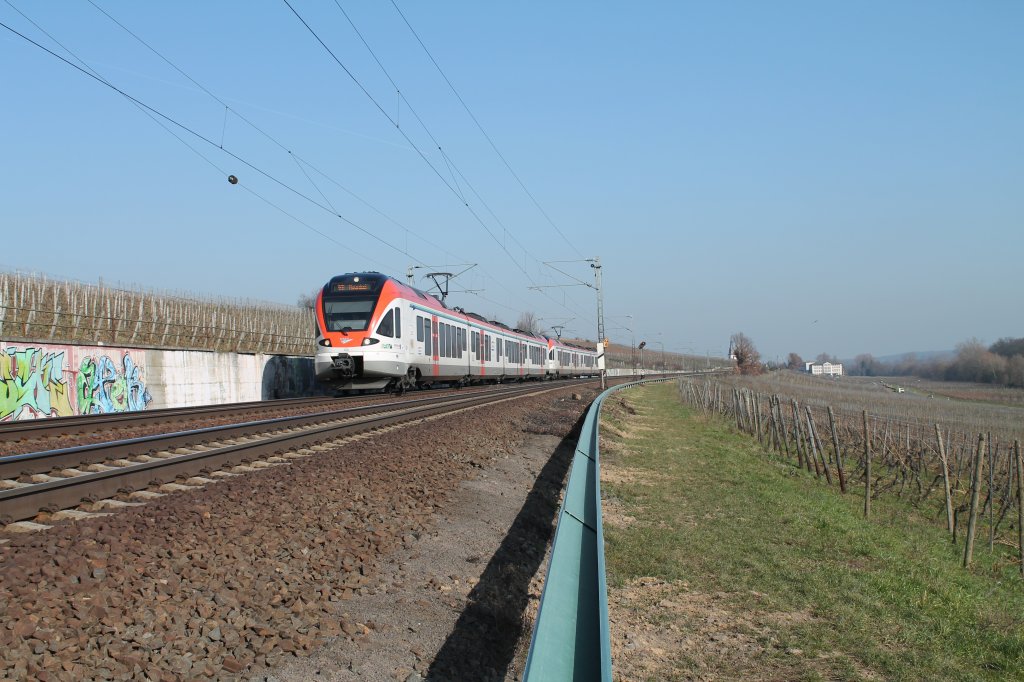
[804,361,843,376]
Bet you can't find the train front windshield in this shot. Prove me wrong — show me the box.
[321,281,384,332]
[323,298,378,332]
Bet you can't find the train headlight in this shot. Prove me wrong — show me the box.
[318,338,331,347]
[361,338,380,346]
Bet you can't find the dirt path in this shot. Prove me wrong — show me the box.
[260,427,576,682]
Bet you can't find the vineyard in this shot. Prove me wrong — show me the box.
[0,271,314,355]
[678,371,1024,573]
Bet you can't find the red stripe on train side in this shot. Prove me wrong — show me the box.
[431,315,439,376]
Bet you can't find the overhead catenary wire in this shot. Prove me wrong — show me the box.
[280,0,466,203]
[0,15,420,270]
[5,6,385,270]
[82,0,454,263]
[287,0,524,276]
[389,0,584,260]
[332,0,581,282]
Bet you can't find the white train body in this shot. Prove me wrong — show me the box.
[314,272,597,390]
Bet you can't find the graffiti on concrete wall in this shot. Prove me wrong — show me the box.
[77,354,152,414]
[0,344,152,421]
[0,347,75,420]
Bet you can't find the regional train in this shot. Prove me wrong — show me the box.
[314,272,599,391]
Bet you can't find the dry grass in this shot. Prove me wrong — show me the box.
[603,384,1024,681]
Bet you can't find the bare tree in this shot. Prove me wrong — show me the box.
[852,353,881,376]
[731,332,763,375]
[516,311,539,335]
[786,352,804,370]
[297,289,319,310]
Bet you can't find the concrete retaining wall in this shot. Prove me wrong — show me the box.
[1,340,319,421]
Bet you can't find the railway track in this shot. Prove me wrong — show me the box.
[0,382,522,448]
[0,380,596,526]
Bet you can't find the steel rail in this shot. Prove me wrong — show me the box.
[0,382,593,524]
[0,396,341,439]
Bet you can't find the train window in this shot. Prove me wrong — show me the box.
[376,309,394,338]
[439,324,447,358]
[394,308,401,337]
[486,334,491,361]
[427,321,434,356]
[322,298,376,332]
[416,317,423,342]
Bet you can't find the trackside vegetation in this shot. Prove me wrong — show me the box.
[599,383,1024,681]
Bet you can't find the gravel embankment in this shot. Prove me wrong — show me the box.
[0,386,595,680]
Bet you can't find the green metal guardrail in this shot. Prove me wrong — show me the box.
[524,378,669,681]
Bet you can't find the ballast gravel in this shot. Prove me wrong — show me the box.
[0,386,596,681]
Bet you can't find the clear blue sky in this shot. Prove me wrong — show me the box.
[2,1,1021,361]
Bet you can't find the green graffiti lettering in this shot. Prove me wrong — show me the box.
[0,347,75,421]
[77,356,97,415]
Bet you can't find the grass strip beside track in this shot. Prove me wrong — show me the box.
[600,383,1024,681]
